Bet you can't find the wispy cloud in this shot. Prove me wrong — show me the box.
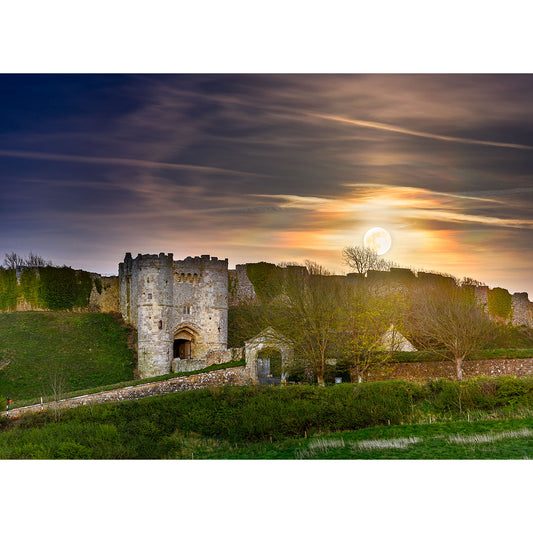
[0,148,263,177]
[307,113,533,151]
[254,184,533,230]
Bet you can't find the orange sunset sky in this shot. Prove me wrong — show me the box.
[1,74,533,295]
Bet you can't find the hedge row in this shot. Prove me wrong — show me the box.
[5,376,533,450]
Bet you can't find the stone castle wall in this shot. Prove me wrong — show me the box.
[119,253,229,378]
[1,266,118,313]
[228,264,258,306]
[88,276,120,313]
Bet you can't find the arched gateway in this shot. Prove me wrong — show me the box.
[244,327,294,385]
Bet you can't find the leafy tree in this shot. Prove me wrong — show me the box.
[340,284,406,382]
[273,261,343,386]
[342,246,396,275]
[406,280,496,380]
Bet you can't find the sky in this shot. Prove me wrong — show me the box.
[1,74,533,294]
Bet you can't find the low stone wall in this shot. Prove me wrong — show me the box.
[365,358,533,382]
[171,359,207,373]
[2,367,247,420]
[206,347,243,366]
[171,348,244,372]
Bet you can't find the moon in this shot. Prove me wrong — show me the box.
[364,227,392,255]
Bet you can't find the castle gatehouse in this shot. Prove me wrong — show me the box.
[119,253,228,378]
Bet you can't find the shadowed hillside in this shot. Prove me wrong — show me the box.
[0,312,136,402]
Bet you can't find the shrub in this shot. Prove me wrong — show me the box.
[494,376,533,407]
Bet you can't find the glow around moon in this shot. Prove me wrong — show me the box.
[364,227,392,255]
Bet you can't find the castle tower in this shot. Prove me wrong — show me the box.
[119,252,228,379]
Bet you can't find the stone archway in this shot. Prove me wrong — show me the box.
[173,322,201,360]
[244,327,293,385]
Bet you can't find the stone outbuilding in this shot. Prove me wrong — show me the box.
[243,327,294,384]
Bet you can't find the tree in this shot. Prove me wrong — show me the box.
[460,277,485,287]
[25,252,52,267]
[406,280,496,380]
[41,361,67,421]
[274,261,343,386]
[342,246,396,275]
[340,284,406,382]
[3,252,24,269]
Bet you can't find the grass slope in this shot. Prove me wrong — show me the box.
[0,311,135,402]
[3,380,533,459]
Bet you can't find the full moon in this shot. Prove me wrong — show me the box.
[363,227,392,255]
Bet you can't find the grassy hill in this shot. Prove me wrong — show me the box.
[0,311,136,402]
[3,379,533,458]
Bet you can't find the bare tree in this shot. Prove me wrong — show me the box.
[25,252,52,267]
[460,276,485,287]
[340,285,406,382]
[3,252,25,269]
[406,281,495,380]
[342,246,396,275]
[42,362,67,421]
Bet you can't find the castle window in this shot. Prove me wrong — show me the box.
[183,305,191,315]
[158,320,163,329]
[147,277,150,283]
[148,293,152,300]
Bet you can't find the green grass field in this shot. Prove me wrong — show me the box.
[161,417,533,459]
[3,381,533,459]
[0,311,136,403]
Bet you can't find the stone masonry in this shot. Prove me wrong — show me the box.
[120,253,229,378]
[1,367,248,420]
[364,357,533,382]
[116,254,533,380]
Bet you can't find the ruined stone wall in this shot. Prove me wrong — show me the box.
[511,292,533,328]
[88,276,120,313]
[475,285,489,310]
[1,267,118,313]
[228,264,258,306]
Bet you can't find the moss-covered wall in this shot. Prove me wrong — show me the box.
[488,287,512,320]
[0,267,117,312]
[245,262,284,303]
